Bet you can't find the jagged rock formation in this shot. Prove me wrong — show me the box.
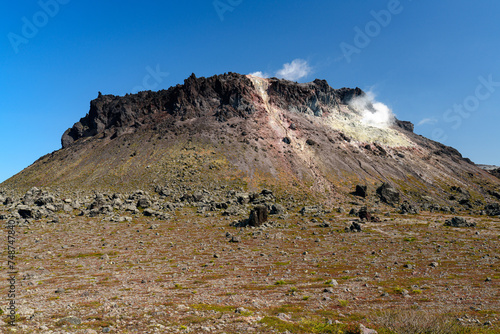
[2,72,500,208]
[489,168,500,179]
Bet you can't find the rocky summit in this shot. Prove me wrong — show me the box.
[1,73,500,333]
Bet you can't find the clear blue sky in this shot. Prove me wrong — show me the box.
[1,0,500,183]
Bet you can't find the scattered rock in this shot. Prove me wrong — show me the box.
[444,217,476,227]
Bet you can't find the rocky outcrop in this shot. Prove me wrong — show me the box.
[62,73,259,147]
[60,73,375,149]
[490,168,500,179]
[61,73,366,148]
[395,120,414,132]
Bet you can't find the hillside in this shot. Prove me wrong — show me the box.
[2,73,500,209]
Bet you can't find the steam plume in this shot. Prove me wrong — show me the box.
[348,91,395,128]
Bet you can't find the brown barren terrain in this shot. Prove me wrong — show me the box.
[1,200,499,333]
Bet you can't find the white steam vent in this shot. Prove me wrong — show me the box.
[348,91,395,129]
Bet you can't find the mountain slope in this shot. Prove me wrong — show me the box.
[2,73,500,207]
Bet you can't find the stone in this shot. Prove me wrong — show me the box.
[229,236,241,243]
[444,217,476,227]
[329,279,339,286]
[84,329,98,334]
[248,205,268,227]
[137,197,151,209]
[399,201,419,214]
[346,222,362,232]
[236,193,250,204]
[300,206,321,215]
[485,203,500,216]
[376,183,400,206]
[306,138,317,146]
[235,307,249,314]
[358,206,371,221]
[354,185,367,198]
[360,324,378,334]
[143,208,157,216]
[17,205,34,219]
[270,203,286,215]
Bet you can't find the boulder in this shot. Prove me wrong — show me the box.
[248,205,268,227]
[17,206,37,219]
[358,207,371,221]
[4,197,14,206]
[376,183,400,206]
[236,192,250,205]
[346,221,362,232]
[300,206,321,215]
[354,185,367,198]
[399,201,419,214]
[270,203,286,215]
[485,203,500,216]
[488,190,500,200]
[444,217,476,227]
[137,197,152,209]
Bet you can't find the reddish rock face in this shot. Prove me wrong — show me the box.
[62,73,368,148]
